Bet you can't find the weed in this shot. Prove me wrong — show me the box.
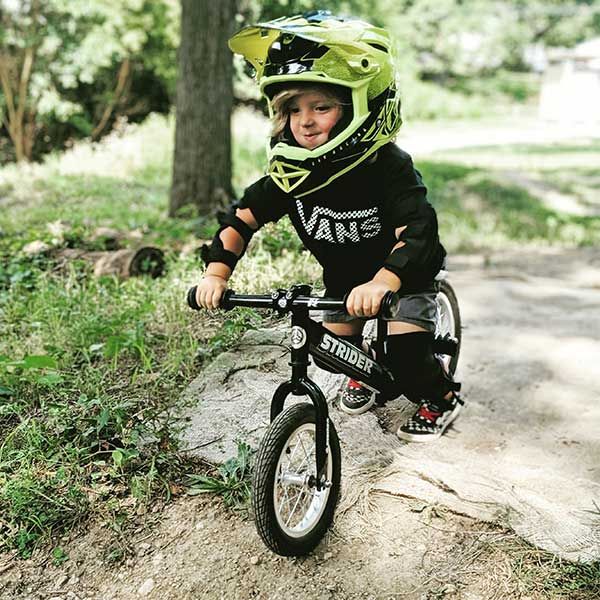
[186,441,255,511]
[52,546,69,566]
[512,552,600,599]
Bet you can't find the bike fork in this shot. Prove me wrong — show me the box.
[269,312,330,490]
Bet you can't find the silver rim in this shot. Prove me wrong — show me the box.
[435,291,456,370]
[273,423,332,538]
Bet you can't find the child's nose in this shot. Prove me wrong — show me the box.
[300,111,315,127]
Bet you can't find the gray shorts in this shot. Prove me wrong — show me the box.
[322,286,438,334]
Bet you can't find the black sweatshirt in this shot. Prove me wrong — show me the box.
[236,142,446,296]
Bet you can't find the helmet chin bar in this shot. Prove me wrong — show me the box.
[267,87,401,197]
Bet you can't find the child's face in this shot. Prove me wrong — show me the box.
[288,91,342,150]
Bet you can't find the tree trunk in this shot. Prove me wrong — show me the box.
[169,0,236,217]
[0,2,38,162]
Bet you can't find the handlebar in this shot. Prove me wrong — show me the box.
[186,285,400,319]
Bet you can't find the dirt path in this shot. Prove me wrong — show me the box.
[2,247,599,600]
[0,494,526,600]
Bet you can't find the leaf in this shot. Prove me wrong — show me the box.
[112,449,124,468]
[97,408,110,431]
[0,385,13,397]
[22,355,57,369]
[104,335,125,358]
[36,373,64,386]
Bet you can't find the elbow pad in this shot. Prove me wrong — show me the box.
[383,206,444,284]
[200,208,256,271]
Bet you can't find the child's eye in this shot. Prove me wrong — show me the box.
[289,107,300,114]
[316,105,331,112]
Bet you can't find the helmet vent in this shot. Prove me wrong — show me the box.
[368,43,388,53]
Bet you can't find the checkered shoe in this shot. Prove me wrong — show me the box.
[339,379,377,415]
[397,392,463,442]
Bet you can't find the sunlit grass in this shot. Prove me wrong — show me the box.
[425,138,600,171]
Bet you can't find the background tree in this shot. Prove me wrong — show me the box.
[0,0,178,163]
[169,0,236,217]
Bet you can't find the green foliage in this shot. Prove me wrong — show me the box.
[0,113,315,556]
[195,308,262,364]
[514,553,600,598]
[255,218,306,257]
[419,162,599,252]
[0,0,179,162]
[186,441,255,511]
[52,546,69,566]
[0,354,63,399]
[240,0,598,120]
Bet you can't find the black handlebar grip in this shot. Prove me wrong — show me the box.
[220,289,235,311]
[187,286,200,310]
[381,290,400,319]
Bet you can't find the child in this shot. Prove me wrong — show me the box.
[196,11,462,442]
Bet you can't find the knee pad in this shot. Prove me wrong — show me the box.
[384,332,460,403]
[312,334,363,374]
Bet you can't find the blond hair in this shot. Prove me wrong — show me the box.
[270,84,348,140]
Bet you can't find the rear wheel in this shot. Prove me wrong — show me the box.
[252,402,341,556]
[435,279,461,375]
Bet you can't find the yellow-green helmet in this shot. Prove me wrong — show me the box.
[229,10,402,197]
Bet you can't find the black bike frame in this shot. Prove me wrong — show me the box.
[214,285,396,488]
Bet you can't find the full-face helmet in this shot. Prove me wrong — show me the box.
[229,10,402,197]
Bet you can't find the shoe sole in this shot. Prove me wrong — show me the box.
[338,396,376,415]
[396,403,462,443]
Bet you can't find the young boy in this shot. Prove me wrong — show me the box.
[196,11,462,442]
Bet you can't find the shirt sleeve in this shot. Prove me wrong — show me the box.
[236,175,289,227]
[381,153,446,286]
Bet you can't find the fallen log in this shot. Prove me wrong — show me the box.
[52,247,165,279]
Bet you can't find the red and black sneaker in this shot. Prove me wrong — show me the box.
[397,392,463,442]
[339,378,377,415]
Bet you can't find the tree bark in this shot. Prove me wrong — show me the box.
[169,0,236,217]
[0,1,38,162]
[91,58,132,141]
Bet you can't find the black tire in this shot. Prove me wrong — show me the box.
[252,402,341,556]
[436,279,462,376]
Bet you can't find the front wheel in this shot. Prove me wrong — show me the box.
[252,402,341,556]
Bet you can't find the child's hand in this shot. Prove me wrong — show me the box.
[196,275,228,310]
[346,280,393,318]
[346,268,401,318]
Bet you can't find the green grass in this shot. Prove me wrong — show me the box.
[505,543,600,599]
[0,111,320,557]
[417,135,600,252]
[1,110,599,558]
[186,440,254,513]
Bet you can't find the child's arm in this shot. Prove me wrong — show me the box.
[345,227,406,318]
[196,208,258,310]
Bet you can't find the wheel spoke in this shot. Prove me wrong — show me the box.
[287,439,302,465]
[297,433,310,466]
[285,487,306,528]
